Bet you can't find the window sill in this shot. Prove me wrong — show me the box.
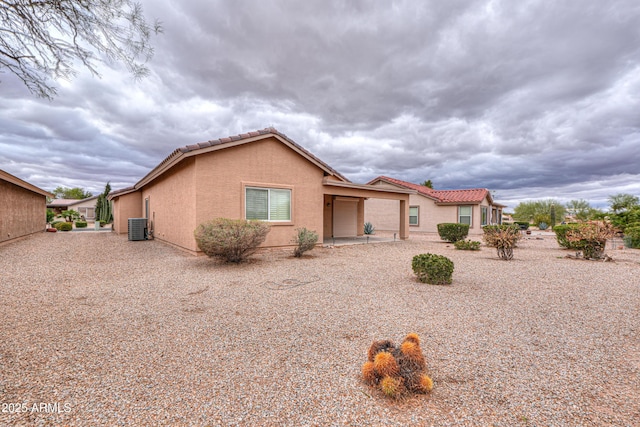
[265,221,294,226]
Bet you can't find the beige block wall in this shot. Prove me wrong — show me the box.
[193,137,325,249]
[0,180,47,244]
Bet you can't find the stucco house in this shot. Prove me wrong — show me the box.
[365,176,505,235]
[108,128,414,253]
[47,196,99,220]
[0,169,53,245]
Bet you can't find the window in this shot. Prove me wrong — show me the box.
[458,206,472,225]
[481,206,488,226]
[409,206,419,226]
[246,187,291,221]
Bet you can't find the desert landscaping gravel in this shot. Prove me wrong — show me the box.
[1,231,639,426]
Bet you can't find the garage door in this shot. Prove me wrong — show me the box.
[333,199,358,237]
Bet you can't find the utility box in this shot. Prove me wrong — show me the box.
[128,218,147,241]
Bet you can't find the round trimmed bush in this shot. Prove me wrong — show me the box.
[412,253,454,285]
[436,223,469,243]
[75,221,88,228]
[54,222,73,231]
[553,224,582,249]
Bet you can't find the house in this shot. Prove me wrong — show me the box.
[365,176,505,235]
[108,128,415,253]
[47,196,99,220]
[0,169,53,245]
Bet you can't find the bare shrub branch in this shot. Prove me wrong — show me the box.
[0,0,162,98]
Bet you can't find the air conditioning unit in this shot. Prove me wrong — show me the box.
[128,218,147,241]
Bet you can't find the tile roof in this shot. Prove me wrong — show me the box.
[47,196,98,207]
[369,176,492,204]
[113,128,349,196]
[157,127,349,182]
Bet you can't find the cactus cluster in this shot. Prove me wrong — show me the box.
[362,333,433,398]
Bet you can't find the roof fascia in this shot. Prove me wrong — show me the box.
[0,169,53,198]
[134,133,349,190]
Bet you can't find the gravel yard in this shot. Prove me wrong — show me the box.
[1,231,639,426]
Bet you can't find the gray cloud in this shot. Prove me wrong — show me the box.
[1,0,640,209]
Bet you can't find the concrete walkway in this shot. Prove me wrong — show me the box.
[323,233,400,246]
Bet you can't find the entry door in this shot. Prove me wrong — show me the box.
[333,199,358,237]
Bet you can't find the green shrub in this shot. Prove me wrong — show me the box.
[436,223,469,243]
[514,221,530,230]
[482,225,521,260]
[364,222,375,235]
[623,226,640,249]
[553,224,583,249]
[194,218,270,263]
[453,239,481,251]
[412,253,454,285]
[99,220,107,227]
[54,222,73,231]
[538,222,548,230]
[46,208,55,223]
[622,222,640,233]
[292,227,318,257]
[75,221,88,228]
[50,221,63,227]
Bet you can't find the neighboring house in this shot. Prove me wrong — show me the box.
[502,213,514,223]
[47,196,99,220]
[108,128,415,254]
[0,169,53,245]
[365,176,505,235]
[47,196,98,221]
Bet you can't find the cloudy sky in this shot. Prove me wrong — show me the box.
[2,0,640,210]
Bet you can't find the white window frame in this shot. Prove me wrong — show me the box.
[409,206,419,226]
[458,205,472,226]
[245,186,291,222]
[481,206,488,226]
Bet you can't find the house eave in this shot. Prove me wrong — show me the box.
[0,169,53,198]
[323,177,416,199]
[125,129,351,193]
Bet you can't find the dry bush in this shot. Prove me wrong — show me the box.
[482,225,522,260]
[194,218,270,263]
[565,221,618,259]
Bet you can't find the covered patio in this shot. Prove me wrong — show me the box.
[321,178,415,242]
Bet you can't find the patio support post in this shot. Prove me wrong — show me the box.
[399,197,409,240]
[357,198,365,236]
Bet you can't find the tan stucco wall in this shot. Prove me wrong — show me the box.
[193,137,325,249]
[112,191,143,234]
[142,157,197,251]
[0,179,47,244]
